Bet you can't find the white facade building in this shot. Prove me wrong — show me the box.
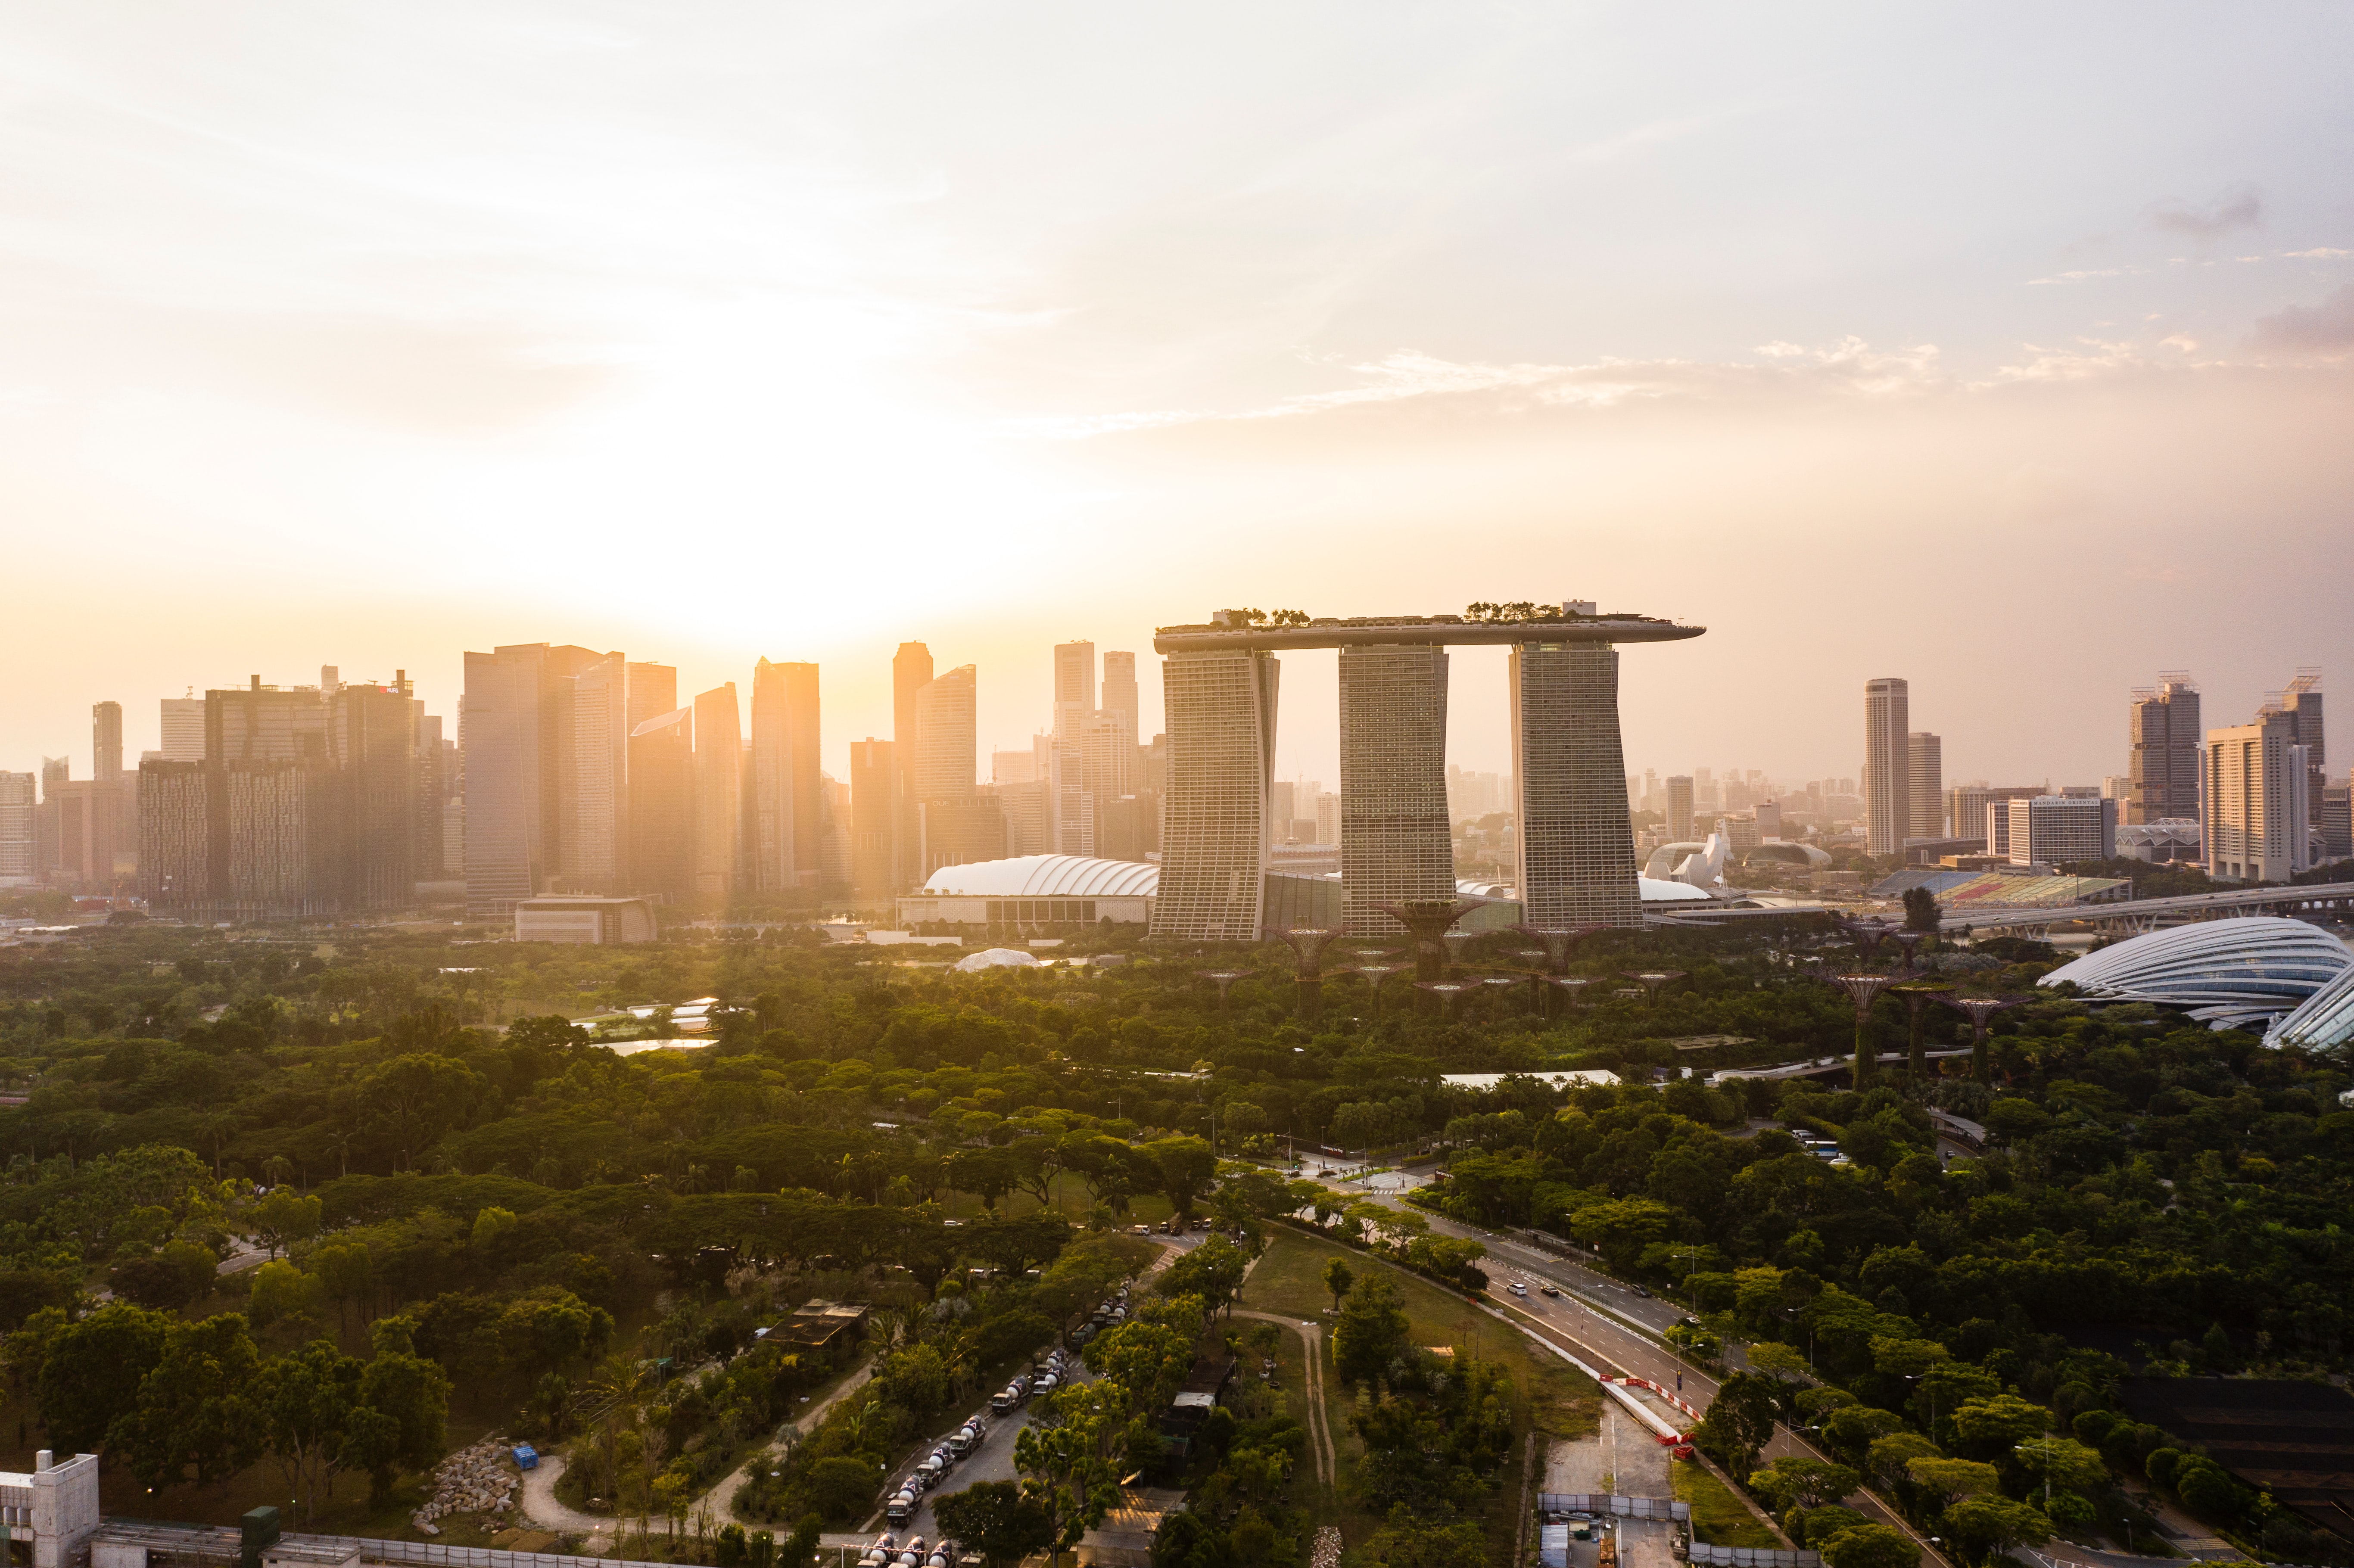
[2205,710,2311,883]
[2005,795,2117,867]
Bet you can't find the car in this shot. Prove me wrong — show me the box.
[1539,1285,1561,1298]
[1507,1282,1528,1297]
[1632,1285,1652,1298]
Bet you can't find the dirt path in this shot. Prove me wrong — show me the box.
[518,1453,625,1545]
[521,1363,877,1545]
[700,1363,877,1521]
[1232,1309,1336,1490]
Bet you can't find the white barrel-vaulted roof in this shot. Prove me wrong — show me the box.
[919,854,1161,899]
[2040,915,2353,1032]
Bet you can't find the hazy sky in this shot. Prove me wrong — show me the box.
[5,4,2351,792]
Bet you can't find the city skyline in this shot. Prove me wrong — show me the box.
[2,6,2351,786]
[10,636,2351,806]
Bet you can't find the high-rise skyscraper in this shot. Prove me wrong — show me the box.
[1908,732,1943,839]
[692,684,742,896]
[1102,650,1138,726]
[1049,641,1097,856]
[1149,648,1278,940]
[160,696,206,762]
[557,655,630,893]
[750,658,821,892]
[1511,642,1641,927]
[137,759,217,911]
[461,643,606,915]
[1338,644,1452,933]
[1863,678,1911,855]
[92,702,123,783]
[333,676,420,911]
[848,740,900,904]
[1054,641,1096,734]
[207,677,330,765]
[0,772,34,887]
[911,664,1003,876]
[1665,776,1694,842]
[2278,669,2326,832]
[2205,707,2310,883]
[892,642,933,890]
[2128,675,2202,824]
[627,704,695,902]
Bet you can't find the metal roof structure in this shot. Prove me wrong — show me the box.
[918,854,1161,899]
[2266,962,2354,1051]
[2040,915,2354,1031]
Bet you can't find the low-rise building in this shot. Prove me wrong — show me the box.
[513,895,657,944]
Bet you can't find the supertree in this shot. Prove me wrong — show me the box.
[1413,979,1478,1021]
[1621,969,1688,1004]
[1937,994,2030,1084]
[1513,922,1610,974]
[1263,926,1344,1021]
[1196,969,1250,1010]
[1828,972,1900,1087]
[1371,899,1478,982]
[1888,980,1954,1076]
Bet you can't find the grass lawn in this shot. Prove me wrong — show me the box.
[1238,1227,1600,1561]
[1673,1459,1782,1549]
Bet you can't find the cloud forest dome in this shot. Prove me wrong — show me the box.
[2041,916,2354,1033]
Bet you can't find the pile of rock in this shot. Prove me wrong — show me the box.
[1309,1525,1342,1568]
[413,1437,518,1535]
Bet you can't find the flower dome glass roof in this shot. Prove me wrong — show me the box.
[2040,916,2353,1033]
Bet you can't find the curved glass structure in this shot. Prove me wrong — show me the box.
[2266,962,2354,1050]
[2040,916,2353,1032]
[919,854,1161,899]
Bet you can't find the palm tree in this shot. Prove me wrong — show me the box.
[196,1111,241,1177]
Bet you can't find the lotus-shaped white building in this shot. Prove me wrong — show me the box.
[2039,915,2353,1033]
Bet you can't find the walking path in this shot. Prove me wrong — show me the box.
[519,1364,876,1548]
[1231,1309,1336,1489]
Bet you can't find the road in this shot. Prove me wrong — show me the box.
[1472,1274,1949,1568]
[821,1230,1211,1557]
[1301,1170,1948,1568]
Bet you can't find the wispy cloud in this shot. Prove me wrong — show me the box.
[1006,339,1950,438]
[2148,184,2264,239]
[2251,285,2354,355]
[2027,267,2136,286]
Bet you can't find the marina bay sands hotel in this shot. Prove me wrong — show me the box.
[1148,603,1704,941]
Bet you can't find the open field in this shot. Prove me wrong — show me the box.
[1674,1459,1782,1548]
[1238,1227,1600,1559]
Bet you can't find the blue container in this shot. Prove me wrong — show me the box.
[511,1444,539,1471]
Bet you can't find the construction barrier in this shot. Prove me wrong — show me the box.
[1538,1494,1692,1522]
[1688,1546,1820,1568]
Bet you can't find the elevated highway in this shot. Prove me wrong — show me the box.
[1645,880,2354,937]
